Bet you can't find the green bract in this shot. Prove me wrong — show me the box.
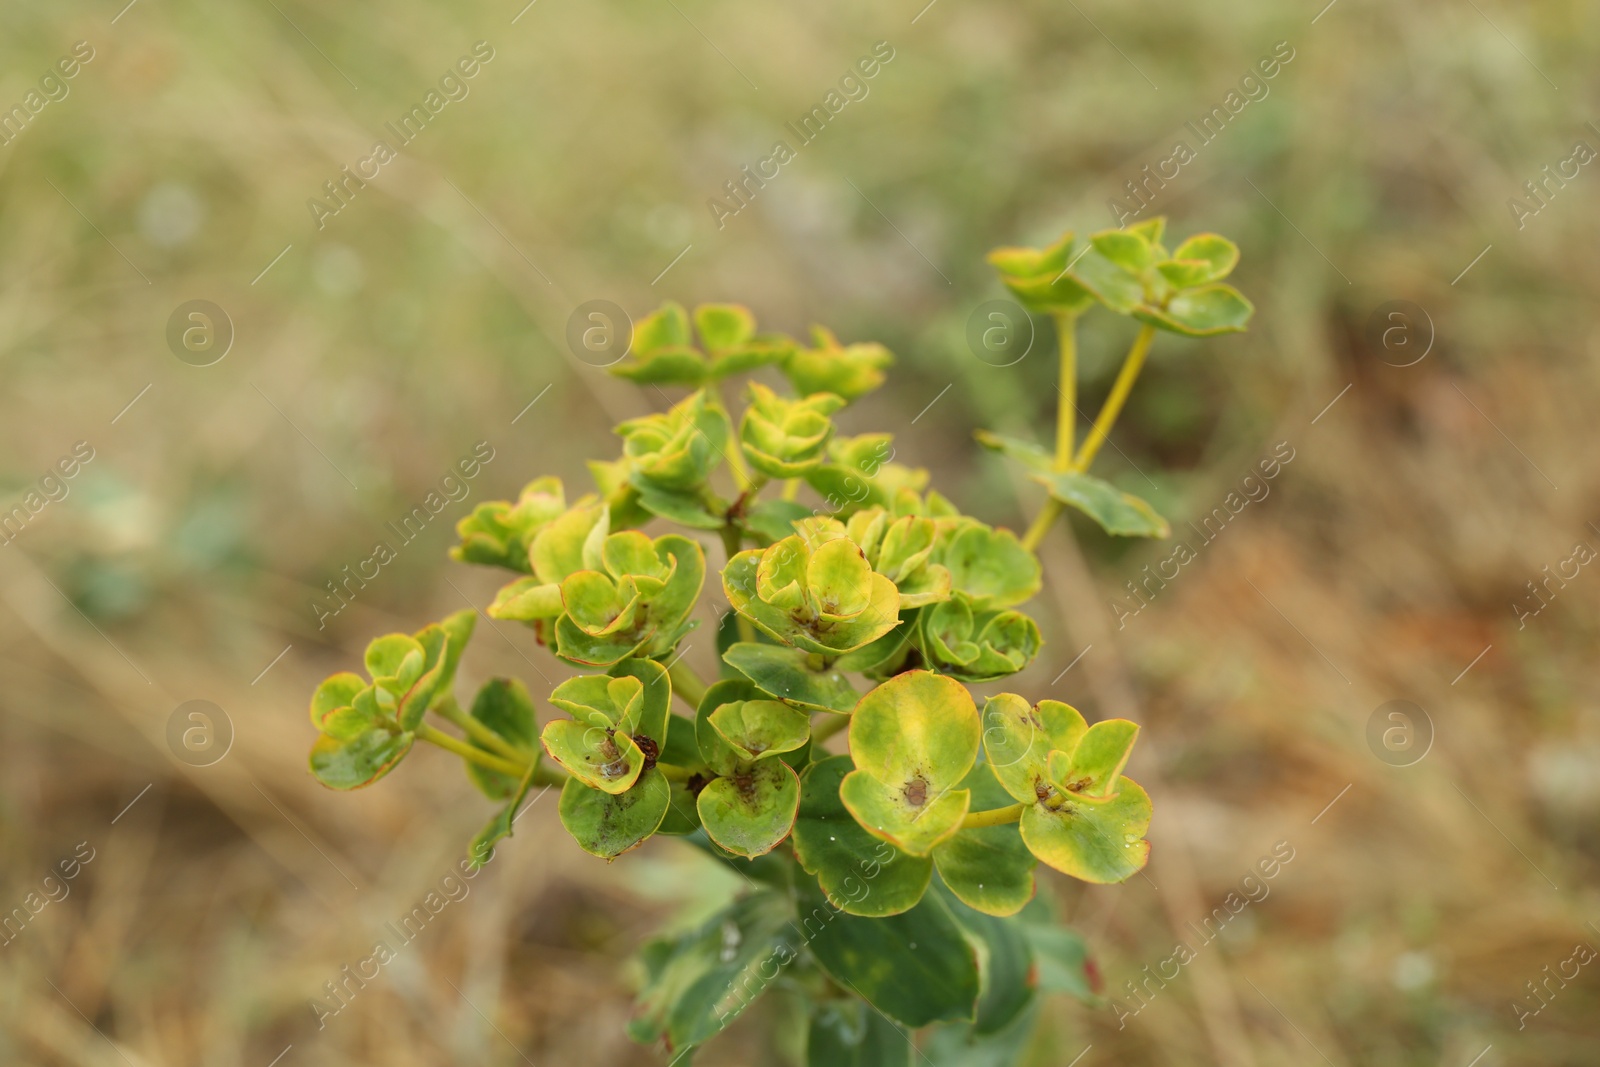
[541,660,671,793]
[451,476,567,572]
[307,610,474,790]
[841,671,981,857]
[781,325,894,403]
[723,529,902,656]
[615,389,733,528]
[306,223,1257,1064]
[981,695,1152,883]
[610,301,795,386]
[992,219,1252,337]
[739,382,845,478]
[693,680,805,857]
[918,593,1042,682]
[491,515,705,667]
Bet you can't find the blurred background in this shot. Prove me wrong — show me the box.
[2,0,1598,1063]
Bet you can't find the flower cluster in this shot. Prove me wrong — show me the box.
[304,222,1250,1064]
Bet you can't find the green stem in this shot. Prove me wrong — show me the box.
[1053,312,1078,471]
[417,723,529,779]
[1019,315,1079,554]
[810,713,851,745]
[1020,499,1061,554]
[1019,320,1156,554]
[433,696,528,764]
[960,802,1026,829]
[781,478,800,501]
[1071,323,1155,473]
[667,658,708,709]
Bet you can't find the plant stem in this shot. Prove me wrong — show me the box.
[781,478,800,501]
[1072,323,1155,473]
[960,802,1026,829]
[417,723,529,779]
[1019,320,1157,553]
[1053,312,1078,471]
[1020,500,1060,554]
[810,713,851,745]
[432,696,528,764]
[667,657,708,709]
[719,524,743,562]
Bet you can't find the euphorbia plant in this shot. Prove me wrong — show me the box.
[306,217,1251,1063]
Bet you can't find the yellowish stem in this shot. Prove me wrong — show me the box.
[417,723,529,779]
[960,802,1026,829]
[1072,323,1155,474]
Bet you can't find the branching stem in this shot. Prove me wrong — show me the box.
[417,723,529,779]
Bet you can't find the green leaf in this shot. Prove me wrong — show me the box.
[628,890,801,1052]
[610,347,709,385]
[308,722,412,790]
[831,615,915,676]
[1127,217,1166,246]
[542,719,646,794]
[708,699,812,762]
[742,499,812,545]
[807,1000,912,1067]
[841,671,980,856]
[310,672,365,732]
[796,871,981,1028]
[1169,233,1239,283]
[656,713,707,836]
[981,695,1088,806]
[1019,916,1098,1001]
[1133,282,1254,337]
[723,642,859,714]
[781,325,894,403]
[973,430,1052,474]
[466,761,541,870]
[1091,229,1156,273]
[694,678,764,776]
[696,758,802,858]
[1020,778,1153,883]
[364,633,423,691]
[465,677,539,801]
[693,302,756,352]
[740,383,844,479]
[723,541,901,657]
[791,756,933,917]
[557,769,671,859]
[932,763,1037,917]
[487,576,565,622]
[1034,470,1170,538]
[554,613,652,667]
[529,502,607,586]
[921,997,1041,1067]
[609,657,674,744]
[918,596,1041,683]
[1068,244,1145,313]
[934,882,1036,1036]
[985,233,1097,316]
[1063,719,1140,797]
[635,483,724,529]
[935,520,1041,610]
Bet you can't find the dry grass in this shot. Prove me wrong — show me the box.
[2,0,1599,1064]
